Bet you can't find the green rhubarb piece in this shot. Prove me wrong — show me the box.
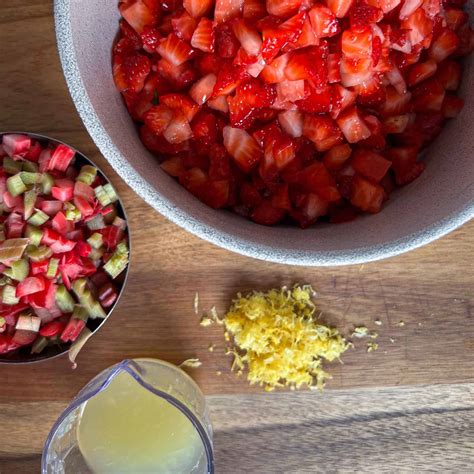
[3,157,22,175]
[41,173,54,194]
[94,185,111,207]
[0,238,29,263]
[103,183,118,203]
[27,209,49,226]
[72,279,106,319]
[20,171,43,185]
[7,174,27,197]
[56,285,75,313]
[3,259,29,282]
[72,305,89,321]
[77,165,97,185]
[88,247,104,261]
[0,276,11,286]
[103,242,129,279]
[26,245,53,262]
[23,190,37,220]
[25,225,43,247]
[31,336,49,354]
[64,202,81,222]
[87,232,103,249]
[2,285,19,305]
[86,214,105,231]
[47,258,59,279]
[22,161,39,173]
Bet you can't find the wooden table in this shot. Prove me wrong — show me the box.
[0,1,473,472]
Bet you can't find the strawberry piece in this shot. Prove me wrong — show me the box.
[389,28,413,53]
[436,60,461,90]
[157,58,198,90]
[290,193,329,228]
[276,80,306,103]
[454,23,474,57]
[140,26,161,53]
[399,0,423,19]
[120,19,143,49]
[144,105,173,135]
[140,125,190,154]
[114,53,151,94]
[159,93,199,121]
[161,156,186,177]
[271,183,291,210]
[278,110,303,138]
[171,11,198,41]
[340,57,373,87]
[208,95,230,113]
[288,16,318,50]
[300,162,341,202]
[428,27,460,62]
[190,73,217,104]
[191,110,219,144]
[407,59,437,86]
[441,94,464,118]
[383,114,410,133]
[350,175,384,213]
[163,114,194,143]
[326,0,355,18]
[336,107,372,143]
[401,7,433,46]
[444,8,469,32]
[214,0,244,24]
[260,53,289,83]
[200,179,230,208]
[323,143,352,170]
[309,5,340,39]
[411,78,445,112]
[327,53,341,83]
[243,0,266,21]
[251,200,285,225]
[157,33,194,66]
[296,84,332,113]
[284,45,328,86]
[331,84,357,118]
[184,0,214,18]
[303,114,343,152]
[380,86,412,116]
[350,4,383,29]
[386,146,425,185]
[223,126,262,172]
[352,148,391,182]
[191,18,215,52]
[232,19,262,56]
[342,27,373,59]
[119,0,158,34]
[240,182,263,208]
[266,0,302,17]
[212,63,248,97]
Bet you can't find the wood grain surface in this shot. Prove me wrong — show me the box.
[0,1,473,473]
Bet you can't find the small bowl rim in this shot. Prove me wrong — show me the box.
[0,131,131,364]
[54,0,473,267]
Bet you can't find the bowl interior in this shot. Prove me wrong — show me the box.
[55,0,474,265]
[0,133,130,363]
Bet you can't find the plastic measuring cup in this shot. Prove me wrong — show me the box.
[42,358,214,473]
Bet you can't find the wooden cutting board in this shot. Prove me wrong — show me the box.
[0,1,473,402]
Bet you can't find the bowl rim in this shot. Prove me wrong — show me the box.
[54,0,474,267]
[0,131,131,364]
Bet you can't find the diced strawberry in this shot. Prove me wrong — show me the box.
[428,27,460,62]
[208,95,230,113]
[2,134,31,158]
[113,53,151,94]
[163,114,194,143]
[157,33,194,66]
[340,57,373,87]
[161,156,186,177]
[214,0,244,24]
[444,8,469,32]
[407,59,437,86]
[352,148,391,182]
[190,73,217,104]
[401,7,433,46]
[366,0,401,13]
[171,11,197,42]
[157,58,198,89]
[386,65,407,95]
[214,22,240,58]
[266,0,302,17]
[284,45,328,87]
[223,126,262,172]
[144,104,173,135]
[213,63,248,97]
[191,111,219,144]
[331,84,357,118]
[327,53,341,83]
[291,193,329,228]
[184,0,214,18]
[119,0,158,34]
[350,4,383,29]
[380,86,412,116]
[389,28,413,53]
[232,19,262,56]
[411,78,445,112]
[191,18,215,52]
[159,93,199,121]
[140,26,161,53]
[300,162,341,202]
[326,0,355,18]
[251,200,285,225]
[260,53,289,83]
[200,179,230,208]
[342,27,373,59]
[383,114,410,133]
[399,0,423,19]
[303,114,343,152]
[350,174,384,213]
[277,110,303,138]
[243,0,266,21]
[336,107,371,143]
[436,60,461,90]
[289,17,318,50]
[120,19,143,50]
[323,143,352,169]
[386,146,425,185]
[296,84,332,113]
[276,80,306,103]
[441,94,464,118]
[453,23,474,57]
[309,5,340,38]
[265,131,297,170]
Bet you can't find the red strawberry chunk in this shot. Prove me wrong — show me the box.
[436,60,461,90]
[327,0,355,18]
[190,73,217,104]
[120,0,158,34]
[243,0,266,22]
[411,78,445,112]
[141,26,162,53]
[232,19,262,56]
[114,53,151,94]
[387,146,425,185]
[327,53,341,83]
[184,0,214,18]
[284,45,328,86]
[309,5,340,39]
[301,162,341,202]
[340,57,373,87]
[441,94,464,118]
[303,114,343,152]
[383,114,410,133]
[401,8,433,46]
[350,4,383,29]
[159,93,199,121]
[266,0,302,18]
[336,107,371,143]
[191,18,215,52]
[251,199,285,225]
[212,63,248,97]
[428,28,460,62]
[144,105,173,135]
[407,59,437,86]
[157,33,194,66]
[260,53,289,83]
[323,143,352,169]
[350,175,384,213]
[172,11,198,41]
[276,80,306,103]
[380,86,412,116]
[278,110,303,138]
[296,84,332,113]
[163,114,194,143]
[342,27,373,58]
[214,0,244,24]
[352,148,391,182]
[444,8,469,32]
[223,126,262,171]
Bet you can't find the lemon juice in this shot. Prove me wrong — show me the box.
[77,370,205,473]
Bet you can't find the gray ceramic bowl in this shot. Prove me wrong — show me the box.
[0,132,130,363]
[54,0,473,266]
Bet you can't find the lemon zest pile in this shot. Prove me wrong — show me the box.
[222,285,349,391]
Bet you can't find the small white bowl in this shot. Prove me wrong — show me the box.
[54,0,473,266]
